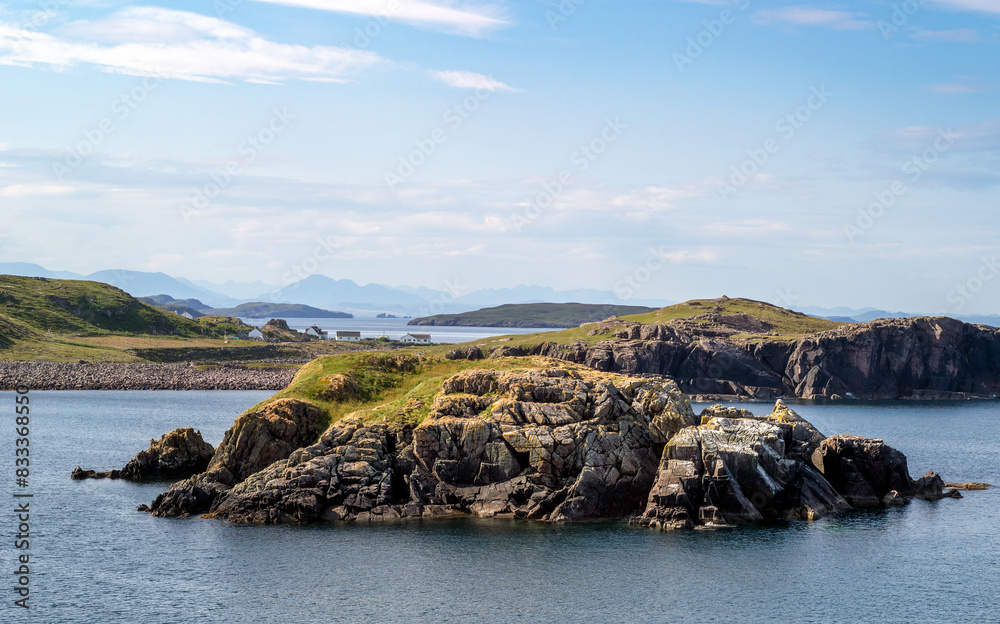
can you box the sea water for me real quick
[0,391,996,623]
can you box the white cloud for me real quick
[930,0,1000,14]
[910,27,981,43]
[753,6,871,31]
[927,77,995,94]
[248,0,509,36]
[0,7,381,83]
[428,69,520,91]
[0,184,78,197]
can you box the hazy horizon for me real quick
[1,0,998,314]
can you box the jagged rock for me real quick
[811,435,914,506]
[698,404,755,424]
[147,398,326,517]
[146,361,964,527]
[631,400,849,530]
[912,471,962,500]
[70,428,214,481]
[442,314,1000,400]
[196,366,698,524]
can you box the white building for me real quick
[305,326,328,338]
[336,330,361,341]
[400,333,431,344]
[248,329,264,341]
[178,311,195,320]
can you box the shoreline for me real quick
[0,361,298,391]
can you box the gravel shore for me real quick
[0,361,298,390]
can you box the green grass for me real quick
[250,351,601,428]
[410,302,655,328]
[620,297,843,337]
[0,275,208,337]
[410,296,847,357]
[0,276,370,363]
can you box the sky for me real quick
[0,0,998,314]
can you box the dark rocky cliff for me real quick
[136,358,965,528]
[453,316,1000,400]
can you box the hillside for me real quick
[0,276,207,337]
[409,302,656,328]
[436,297,1000,400]
[204,302,352,319]
[0,276,365,363]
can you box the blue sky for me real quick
[0,0,998,313]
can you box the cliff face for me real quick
[142,358,962,528]
[150,365,698,523]
[459,316,1000,400]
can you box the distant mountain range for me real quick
[0,263,670,317]
[792,305,1000,327]
[3,262,997,326]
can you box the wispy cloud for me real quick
[876,120,1000,153]
[753,6,871,31]
[910,27,982,43]
[0,7,382,83]
[930,0,1000,15]
[248,0,509,36]
[927,76,995,94]
[428,70,520,91]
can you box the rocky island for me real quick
[449,297,1000,401]
[108,352,971,529]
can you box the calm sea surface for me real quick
[239,316,558,343]
[1,391,997,623]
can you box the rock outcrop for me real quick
[631,400,963,530]
[148,398,327,517]
[631,401,849,529]
[140,359,963,528]
[150,366,698,523]
[71,428,214,481]
[450,316,1000,400]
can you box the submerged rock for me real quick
[71,428,214,481]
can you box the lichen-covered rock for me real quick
[145,360,962,527]
[199,366,697,524]
[147,398,326,517]
[71,428,214,481]
[631,401,849,530]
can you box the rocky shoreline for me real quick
[0,361,298,390]
[131,360,972,528]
